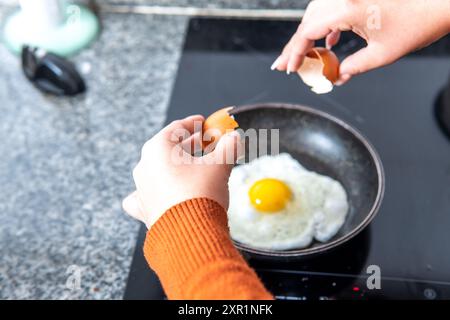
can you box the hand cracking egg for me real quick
[228,153,349,250]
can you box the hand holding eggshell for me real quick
[123,114,241,229]
[272,0,450,87]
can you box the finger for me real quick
[274,53,290,72]
[300,2,353,41]
[181,131,202,155]
[286,30,314,74]
[302,23,336,42]
[326,30,341,49]
[335,73,352,86]
[285,0,356,72]
[122,191,144,221]
[207,130,242,165]
[161,114,204,137]
[159,115,204,148]
[272,35,296,71]
[286,9,348,74]
[274,0,319,72]
[339,44,387,78]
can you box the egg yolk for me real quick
[248,178,292,213]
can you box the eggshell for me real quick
[297,47,340,94]
[202,107,239,149]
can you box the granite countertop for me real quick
[0,0,310,10]
[101,0,309,9]
[0,6,188,299]
[0,0,306,300]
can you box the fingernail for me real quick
[286,62,293,75]
[270,56,281,70]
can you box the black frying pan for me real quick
[229,103,385,259]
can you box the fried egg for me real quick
[227,153,349,250]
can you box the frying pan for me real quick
[229,103,385,259]
[435,74,450,138]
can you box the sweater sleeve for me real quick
[143,197,273,300]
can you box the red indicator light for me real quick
[352,286,360,292]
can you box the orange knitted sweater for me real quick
[143,198,273,300]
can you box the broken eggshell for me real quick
[202,106,239,150]
[297,47,340,94]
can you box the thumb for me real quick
[210,130,242,165]
[339,44,387,79]
[122,191,144,221]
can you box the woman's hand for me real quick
[272,0,450,84]
[122,115,241,229]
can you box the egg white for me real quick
[227,153,349,250]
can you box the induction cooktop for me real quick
[124,18,450,300]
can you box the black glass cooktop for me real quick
[124,18,450,300]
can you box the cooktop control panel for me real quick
[258,270,450,300]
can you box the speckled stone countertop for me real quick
[0,6,188,299]
[0,0,310,10]
[101,0,309,9]
[0,0,307,299]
